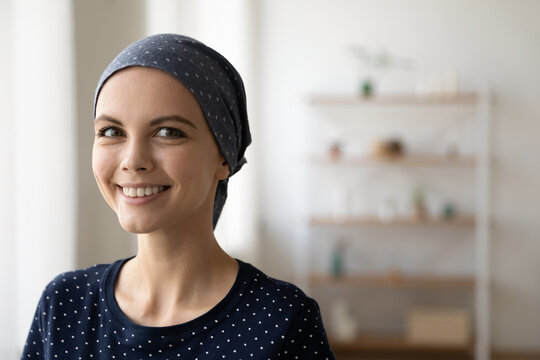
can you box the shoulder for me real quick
[240,262,335,359]
[240,261,320,315]
[45,263,110,290]
[39,262,114,305]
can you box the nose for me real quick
[121,139,154,173]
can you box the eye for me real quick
[155,127,186,138]
[97,126,124,137]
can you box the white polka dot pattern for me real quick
[21,259,335,359]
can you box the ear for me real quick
[216,158,231,180]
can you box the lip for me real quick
[117,184,170,205]
[118,183,169,188]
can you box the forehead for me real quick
[95,66,206,126]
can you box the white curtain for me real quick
[0,0,17,357]
[0,0,76,357]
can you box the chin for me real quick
[117,215,162,234]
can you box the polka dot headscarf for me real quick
[94,34,251,228]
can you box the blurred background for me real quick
[1,0,539,359]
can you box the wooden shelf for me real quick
[310,215,475,228]
[330,335,474,355]
[306,89,490,358]
[310,273,475,289]
[310,92,478,106]
[312,154,476,167]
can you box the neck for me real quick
[115,225,239,326]
[135,229,235,289]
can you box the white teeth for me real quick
[122,186,167,198]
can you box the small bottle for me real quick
[331,239,346,277]
[411,186,428,220]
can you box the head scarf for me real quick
[94,34,251,228]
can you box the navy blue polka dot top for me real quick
[22,258,335,359]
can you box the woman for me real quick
[22,34,335,359]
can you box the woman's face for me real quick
[93,67,229,234]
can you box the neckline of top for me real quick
[103,256,251,340]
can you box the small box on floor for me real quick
[406,307,470,345]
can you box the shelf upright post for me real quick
[474,83,490,360]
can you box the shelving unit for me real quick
[330,335,475,359]
[303,90,490,360]
[310,274,475,289]
[309,93,478,106]
[311,154,477,167]
[310,215,476,228]
[330,335,475,353]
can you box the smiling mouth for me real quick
[120,185,171,198]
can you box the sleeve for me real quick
[20,292,47,360]
[277,298,336,360]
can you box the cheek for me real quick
[163,156,201,182]
[92,145,116,195]
[161,147,218,185]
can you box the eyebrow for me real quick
[94,115,197,129]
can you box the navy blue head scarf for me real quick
[94,34,251,228]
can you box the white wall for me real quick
[257,0,540,351]
[73,0,147,268]
[145,0,198,36]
